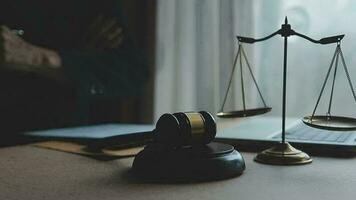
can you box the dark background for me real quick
[0,0,156,143]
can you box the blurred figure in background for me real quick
[0,0,149,139]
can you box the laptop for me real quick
[215,116,356,156]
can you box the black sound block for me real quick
[132,142,245,182]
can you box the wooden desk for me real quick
[1,144,355,200]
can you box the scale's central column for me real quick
[254,18,312,165]
[281,17,291,143]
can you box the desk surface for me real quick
[1,145,356,200]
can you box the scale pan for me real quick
[302,115,356,131]
[217,107,271,118]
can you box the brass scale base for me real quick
[254,142,312,165]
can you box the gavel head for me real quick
[154,111,216,147]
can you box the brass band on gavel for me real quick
[154,111,216,147]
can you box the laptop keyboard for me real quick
[272,122,354,143]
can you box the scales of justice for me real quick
[218,17,356,165]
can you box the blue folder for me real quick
[24,124,155,147]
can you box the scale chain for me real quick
[219,44,242,112]
[241,45,268,107]
[240,45,246,111]
[338,46,356,102]
[311,45,339,120]
[327,45,340,117]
